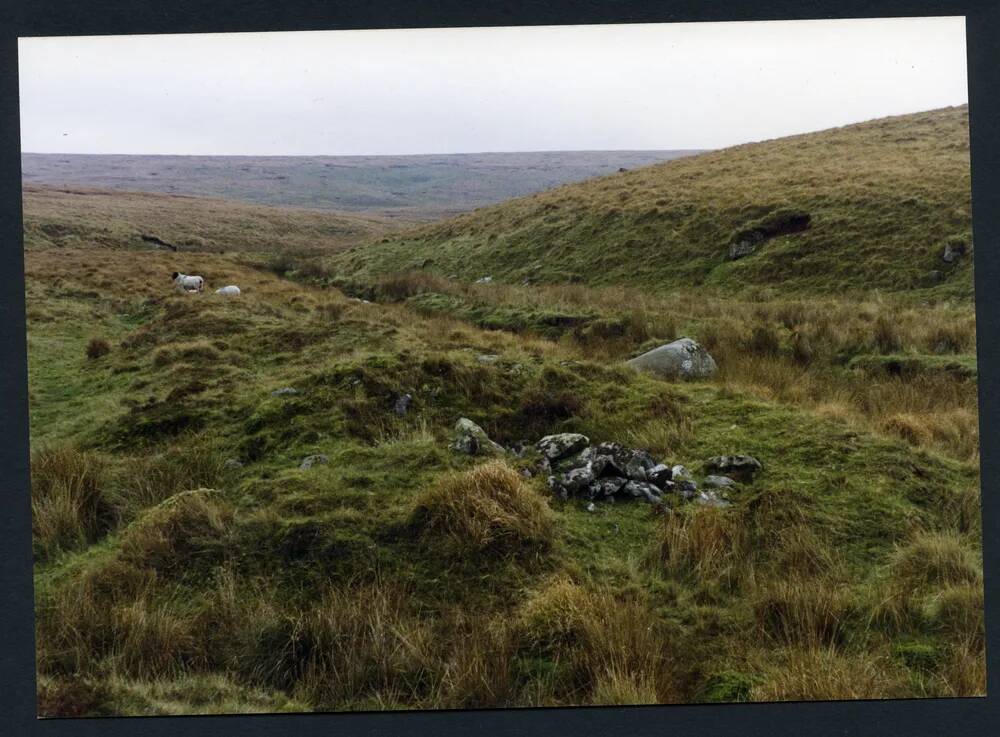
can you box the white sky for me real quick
[18,17,968,156]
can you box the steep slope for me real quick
[330,106,973,298]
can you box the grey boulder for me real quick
[626,338,717,379]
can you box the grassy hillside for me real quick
[28,244,982,715]
[22,150,702,220]
[328,106,973,298]
[22,185,405,255]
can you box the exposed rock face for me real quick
[537,433,590,461]
[704,455,762,482]
[626,338,717,379]
[451,418,506,456]
[299,454,329,470]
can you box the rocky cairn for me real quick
[451,420,761,509]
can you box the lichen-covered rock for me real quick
[624,450,658,481]
[588,476,627,499]
[626,338,717,379]
[537,433,590,461]
[624,481,664,503]
[451,418,506,456]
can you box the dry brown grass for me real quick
[410,461,557,557]
[514,576,675,705]
[751,647,904,702]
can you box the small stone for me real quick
[942,241,967,263]
[703,475,737,489]
[475,275,493,284]
[299,454,329,470]
[271,387,298,396]
[695,490,731,508]
[224,458,243,469]
[394,393,412,416]
[477,354,500,364]
[586,502,597,513]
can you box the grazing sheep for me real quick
[172,272,204,293]
[215,285,241,296]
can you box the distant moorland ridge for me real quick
[21,150,703,220]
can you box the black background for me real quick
[2,2,998,735]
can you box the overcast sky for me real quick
[18,17,968,156]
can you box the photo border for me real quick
[2,1,998,735]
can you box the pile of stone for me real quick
[449,418,762,509]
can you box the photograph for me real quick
[18,16,984,718]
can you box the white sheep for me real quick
[172,272,204,293]
[215,285,241,296]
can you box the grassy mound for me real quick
[411,461,556,557]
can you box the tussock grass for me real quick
[119,489,234,575]
[751,578,858,648]
[514,577,675,704]
[410,461,556,557]
[31,446,115,559]
[751,647,903,702]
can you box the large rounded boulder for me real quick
[626,337,717,379]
